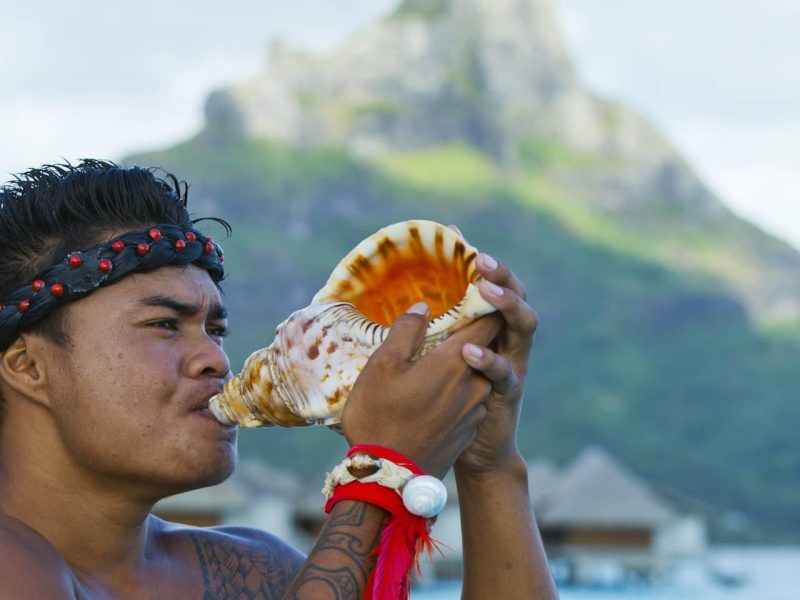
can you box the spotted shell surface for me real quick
[210,220,497,427]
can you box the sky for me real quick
[1,0,798,247]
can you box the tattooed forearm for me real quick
[285,565,359,600]
[283,501,386,600]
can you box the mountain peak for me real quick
[203,0,578,158]
[389,0,574,78]
[390,0,449,19]
[199,0,800,323]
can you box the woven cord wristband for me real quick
[324,445,439,600]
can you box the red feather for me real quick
[366,513,438,600]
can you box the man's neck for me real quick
[0,417,165,590]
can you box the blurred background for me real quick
[2,0,798,597]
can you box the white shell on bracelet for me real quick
[401,475,448,518]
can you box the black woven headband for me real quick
[0,223,224,351]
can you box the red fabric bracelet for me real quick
[324,477,405,515]
[323,445,437,600]
[324,445,425,515]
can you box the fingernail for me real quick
[480,253,498,270]
[482,280,504,296]
[466,343,483,359]
[406,301,429,315]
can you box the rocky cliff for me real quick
[205,0,671,167]
[199,0,800,324]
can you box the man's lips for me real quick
[189,386,233,427]
[191,406,214,417]
[189,385,222,410]
[191,406,236,430]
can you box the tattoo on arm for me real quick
[190,531,304,600]
[283,501,385,600]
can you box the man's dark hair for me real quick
[0,159,226,423]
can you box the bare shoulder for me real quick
[0,514,78,599]
[157,518,305,600]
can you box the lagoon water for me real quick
[411,547,800,600]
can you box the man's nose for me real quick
[186,335,231,379]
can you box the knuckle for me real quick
[369,349,398,369]
[509,375,523,397]
[498,356,514,376]
[496,371,515,392]
[520,306,538,333]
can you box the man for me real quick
[0,160,557,599]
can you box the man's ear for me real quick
[0,334,51,407]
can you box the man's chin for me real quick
[157,443,238,497]
[190,444,238,487]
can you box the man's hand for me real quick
[454,235,538,473]
[443,229,557,600]
[341,303,502,478]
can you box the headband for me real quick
[0,223,224,351]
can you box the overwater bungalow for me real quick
[421,446,707,586]
[531,446,707,585]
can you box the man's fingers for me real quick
[476,253,527,301]
[462,344,519,396]
[378,302,431,361]
[477,280,538,337]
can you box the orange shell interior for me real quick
[332,228,477,327]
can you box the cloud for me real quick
[0,0,395,176]
[673,119,800,247]
[557,0,800,121]
[556,0,800,247]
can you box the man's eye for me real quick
[151,319,178,331]
[207,326,230,338]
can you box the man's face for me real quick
[39,264,237,497]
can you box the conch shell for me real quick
[210,220,496,427]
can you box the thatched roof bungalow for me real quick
[532,446,706,585]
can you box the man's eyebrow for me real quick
[140,295,228,319]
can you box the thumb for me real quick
[378,302,431,361]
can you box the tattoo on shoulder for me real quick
[190,531,304,600]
